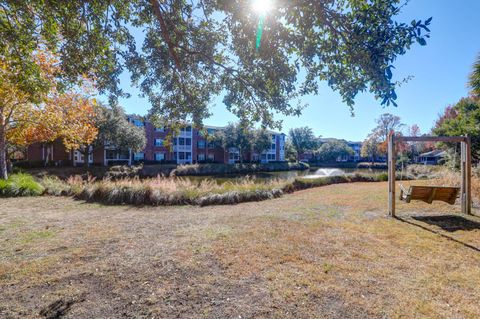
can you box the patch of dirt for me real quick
[39,295,85,319]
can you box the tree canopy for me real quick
[374,113,405,142]
[77,104,147,166]
[469,52,480,97]
[94,106,146,153]
[361,132,381,163]
[288,127,319,158]
[0,49,98,178]
[315,140,354,162]
[432,97,480,161]
[214,122,272,163]
[1,0,432,128]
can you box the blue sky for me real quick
[112,0,480,142]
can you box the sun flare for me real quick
[252,0,273,15]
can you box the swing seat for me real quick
[399,184,460,205]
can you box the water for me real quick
[302,168,347,178]
[182,168,386,184]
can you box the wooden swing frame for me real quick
[388,134,472,217]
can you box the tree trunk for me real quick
[83,147,90,168]
[0,116,7,179]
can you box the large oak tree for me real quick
[1,0,432,177]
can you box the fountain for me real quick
[302,168,346,179]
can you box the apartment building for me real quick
[26,118,286,166]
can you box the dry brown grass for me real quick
[1,182,479,318]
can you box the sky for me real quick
[112,0,480,142]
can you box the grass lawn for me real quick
[1,182,480,318]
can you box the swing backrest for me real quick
[406,185,460,205]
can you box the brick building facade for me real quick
[26,118,286,166]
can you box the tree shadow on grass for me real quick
[395,214,480,253]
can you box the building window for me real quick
[208,153,215,161]
[207,141,215,149]
[185,126,192,132]
[198,140,206,149]
[229,152,240,161]
[268,154,276,161]
[106,150,116,160]
[185,138,192,146]
[154,138,163,147]
[118,151,129,159]
[155,152,165,161]
[271,143,276,150]
[185,152,192,160]
[106,150,129,160]
[198,154,205,161]
[179,138,185,145]
[134,152,145,161]
[178,152,185,160]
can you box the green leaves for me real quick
[288,127,318,156]
[417,38,427,46]
[1,0,432,130]
[94,104,146,153]
[316,140,354,162]
[433,97,480,160]
[469,53,480,97]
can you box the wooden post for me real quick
[461,140,465,214]
[388,133,396,217]
[466,135,472,215]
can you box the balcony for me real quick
[177,130,192,138]
[173,145,191,152]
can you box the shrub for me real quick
[376,172,389,181]
[105,165,143,180]
[357,162,388,169]
[197,189,283,206]
[40,176,72,196]
[14,160,73,168]
[0,173,44,197]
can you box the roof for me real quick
[418,150,447,158]
[319,138,362,144]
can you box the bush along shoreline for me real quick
[170,162,310,177]
[18,172,390,206]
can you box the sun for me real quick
[252,0,273,15]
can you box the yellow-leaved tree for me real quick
[0,48,98,179]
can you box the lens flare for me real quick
[252,0,273,15]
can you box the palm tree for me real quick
[469,52,480,97]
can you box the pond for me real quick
[183,168,387,184]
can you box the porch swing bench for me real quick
[399,184,460,205]
[388,135,471,217]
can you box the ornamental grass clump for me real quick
[37,172,388,206]
[71,176,289,206]
[40,176,72,196]
[0,173,44,197]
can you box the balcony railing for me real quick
[177,131,192,138]
[173,145,192,152]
